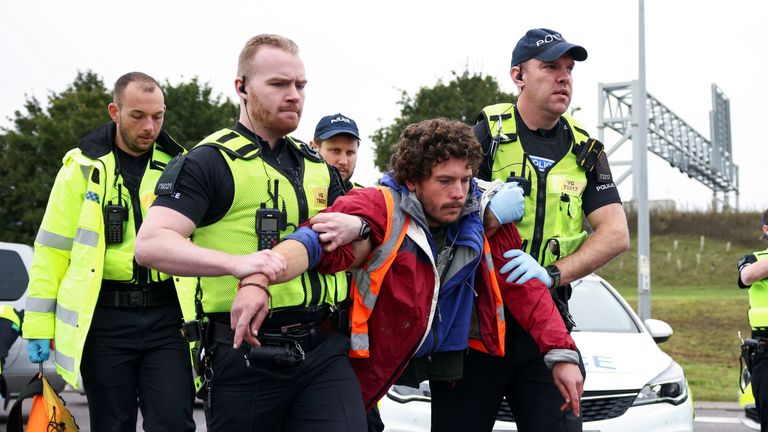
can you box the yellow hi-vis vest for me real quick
[191,128,348,314]
[479,103,589,266]
[748,248,768,329]
[22,139,195,387]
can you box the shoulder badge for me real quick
[155,153,185,196]
[298,140,323,162]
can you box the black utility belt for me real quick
[208,318,332,352]
[98,280,176,308]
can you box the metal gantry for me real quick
[597,80,739,321]
[598,82,740,208]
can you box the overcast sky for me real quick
[1,0,764,212]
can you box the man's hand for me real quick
[488,181,525,224]
[231,273,271,349]
[310,212,363,252]
[552,362,583,416]
[499,249,552,287]
[230,250,286,281]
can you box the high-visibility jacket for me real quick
[478,103,590,266]
[747,248,768,329]
[22,123,195,387]
[189,128,348,314]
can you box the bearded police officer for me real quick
[23,72,195,431]
[135,34,367,431]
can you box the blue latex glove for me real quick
[28,339,51,363]
[488,181,525,225]
[499,249,552,287]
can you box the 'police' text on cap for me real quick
[314,113,360,141]
[512,28,588,67]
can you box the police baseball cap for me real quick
[511,28,588,66]
[313,113,360,141]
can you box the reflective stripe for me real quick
[55,350,76,373]
[56,304,79,327]
[75,228,99,247]
[497,305,505,322]
[80,164,90,180]
[26,297,56,313]
[36,229,74,251]
[350,188,411,354]
[484,251,495,272]
[351,333,369,351]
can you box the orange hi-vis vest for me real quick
[348,187,505,359]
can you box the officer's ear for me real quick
[107,102,120,123]
[309,139,320,150]
[511,65,524,85]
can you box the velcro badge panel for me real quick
[155,153,185,196]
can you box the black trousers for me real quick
[204,332,367,432]
[752,346,768,431]
[430,313,585,432]
[80,303,195,432]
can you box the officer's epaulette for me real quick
[155,153,186,196]
[293,138,323,162]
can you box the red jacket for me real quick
[317,186,574,409]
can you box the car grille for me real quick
[496,390,639,423]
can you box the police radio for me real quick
[507,153,532,196]
[104,183,128,244]
[256,179,287,250]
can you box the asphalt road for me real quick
[0,393,759,431]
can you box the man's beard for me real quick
[249,96,300,137]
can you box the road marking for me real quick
[695,416,741,424]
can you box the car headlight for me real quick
[632,361,689,406]
[387,383,432,404]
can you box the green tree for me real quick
[372,69,516,172]
[0,72,238,243]
[163,77,238,149]
[0,71,110,244]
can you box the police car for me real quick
[380,274,695,431]
[0,242,65,405]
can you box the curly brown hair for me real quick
[389,118,482,185]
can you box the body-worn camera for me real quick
[245,337,304,368]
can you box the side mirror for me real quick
[644,318,673,344]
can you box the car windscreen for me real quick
[0,249,28,301]
[569,279,640,333]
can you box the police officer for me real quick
[22,72,195,431]
[738,209,768,431]
[0,305,21,402]
[310,113,364,190]
[135,34,367,431]
[310,112,388,432]
[434,28,630,431]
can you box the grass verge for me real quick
[616,285,750,401]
